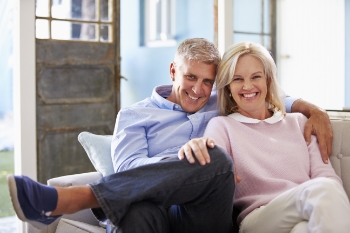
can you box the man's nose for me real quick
[192,82,203,95]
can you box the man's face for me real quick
[167,58,217,113]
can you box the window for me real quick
[143,0,176,47]
[233,0,275,59]
[35,0,113,42]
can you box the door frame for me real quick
[13,1,36,232]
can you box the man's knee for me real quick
[208,146,234,171]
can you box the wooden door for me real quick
[35,0,120,183]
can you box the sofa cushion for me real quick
[56,218,105,233]
[78,132,114,177]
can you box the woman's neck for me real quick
[238,108,272,120]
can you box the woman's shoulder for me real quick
[285,112,308,125]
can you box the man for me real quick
[7,38,332,233]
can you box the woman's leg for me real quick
[239,177,350,233]
[290,221,308,233]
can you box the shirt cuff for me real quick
[285,95,300,113]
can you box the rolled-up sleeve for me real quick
[285,95,300,113]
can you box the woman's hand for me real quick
[178,137,215,165]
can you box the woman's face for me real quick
[228,54,268,119]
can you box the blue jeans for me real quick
[89,146,235,233]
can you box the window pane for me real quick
[52,20,97,41]
[100,0,112,22]
[233,33,271,51]
[36,0,50,17]
[234,33,261,44]
[144,0,176,46]
[36,19,50,39]
[52,0,97,21]
[264,0,271,34]
[100,24,112,42]
[234,0,262,33]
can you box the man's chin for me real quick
[183,105,204,114]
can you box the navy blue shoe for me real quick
[7,174,61,229]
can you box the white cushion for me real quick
[56,218,105,233]
[78,132,114,177]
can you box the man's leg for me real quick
[8,146,234,233]
[106,202,169,233]
[90,146,235,233]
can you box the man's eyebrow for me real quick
[183,71,196,77]
[204,78,215,83]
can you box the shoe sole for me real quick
[7,175,49,230]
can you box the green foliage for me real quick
[0,150,15,217]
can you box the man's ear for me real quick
[170,62,176,81]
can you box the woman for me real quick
[182,41,350,233]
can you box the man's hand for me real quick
[292,99,333,163]
[178,137,215,165]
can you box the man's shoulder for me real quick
[121,97,157,113]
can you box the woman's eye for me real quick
[253,76,261,79]
[233,78,242,82]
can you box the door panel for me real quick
[36,1,120,183]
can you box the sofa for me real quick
[26,117,350,233]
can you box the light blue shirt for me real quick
[111,85,298,172]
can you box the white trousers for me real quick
[239,177,350,233]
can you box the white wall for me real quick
[277,0,345,110]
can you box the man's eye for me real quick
[204,80,214,85]
[186,75,195,79]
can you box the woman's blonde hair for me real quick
[216,41,286,116]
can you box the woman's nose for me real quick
[243,81,253,90]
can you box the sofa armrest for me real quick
[47,171,103,187]
[26,172,103,233]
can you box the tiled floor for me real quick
[0,215,17,233]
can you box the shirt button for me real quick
[192,117,196,120]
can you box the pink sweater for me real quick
[204,113,341,224]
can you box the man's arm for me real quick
[291,99,333,163]
[111,108,164,173]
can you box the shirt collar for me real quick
[151,85,218,113]
[228,110,284,124]
[151,85,183,111]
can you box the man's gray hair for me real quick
[174,38,221,66]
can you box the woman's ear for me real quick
[226,86,231,95]
[266,77,271,88]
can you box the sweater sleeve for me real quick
[204,117,232,157]
[307,135,342,184]
[296,116,343,184]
